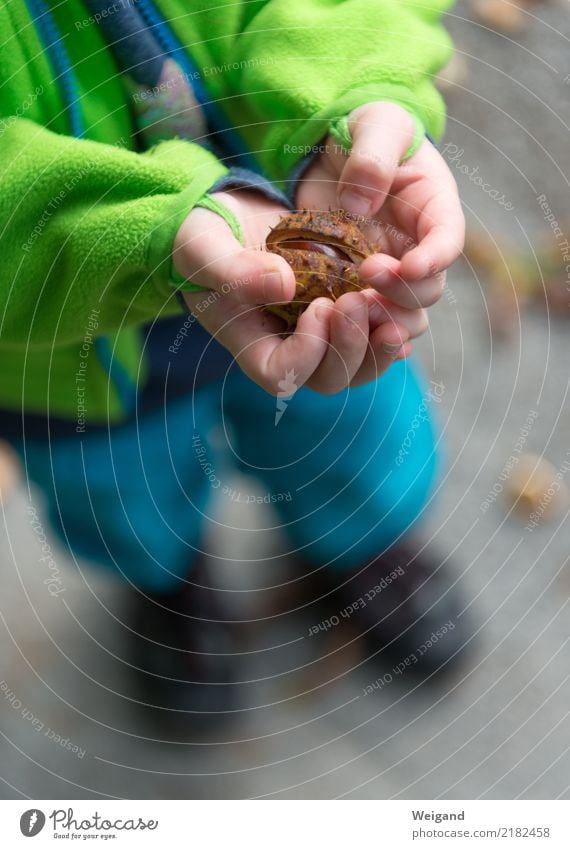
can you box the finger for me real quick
[214,298,332,396]
[361,289,429,340]
[336,102,416,218]
[183,286,285,343]
[349,322,410,388]
[399,154,465,279]
[400,213,465,280]
[360,262,447,309]
[358,251,400,285]
[174,205,296,305]
[304,292,369,394]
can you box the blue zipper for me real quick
[24,0,85,137]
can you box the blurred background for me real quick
[1,0,569,800]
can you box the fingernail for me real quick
[338,190,372,217]
[262,270,286,301]
[396,344,412,360]
[316,304,331,322]
[382,341,403,356]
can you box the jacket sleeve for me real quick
[0,118,228,348]
[221,0,454,181]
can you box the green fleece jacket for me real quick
[0,0,453,424]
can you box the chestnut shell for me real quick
[264,210,373,327]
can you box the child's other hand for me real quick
[297,101,465,314]
[174,191,416,396]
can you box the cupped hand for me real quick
[173,190,418,396]
[297,100,465,318]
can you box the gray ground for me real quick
[1,1,569,800]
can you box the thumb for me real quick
[337,101,417,218]
[173,204,296,305]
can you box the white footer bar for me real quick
[2,799,568,848]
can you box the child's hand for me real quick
[173,191,418,396]
[297,101,465,314]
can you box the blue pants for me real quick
[18,362,440,592]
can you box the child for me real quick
[0,0,467,722]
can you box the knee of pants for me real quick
[25,454,209,592]
[229,361,442,566]
[265,428,440,568]
[15,395,219,592]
